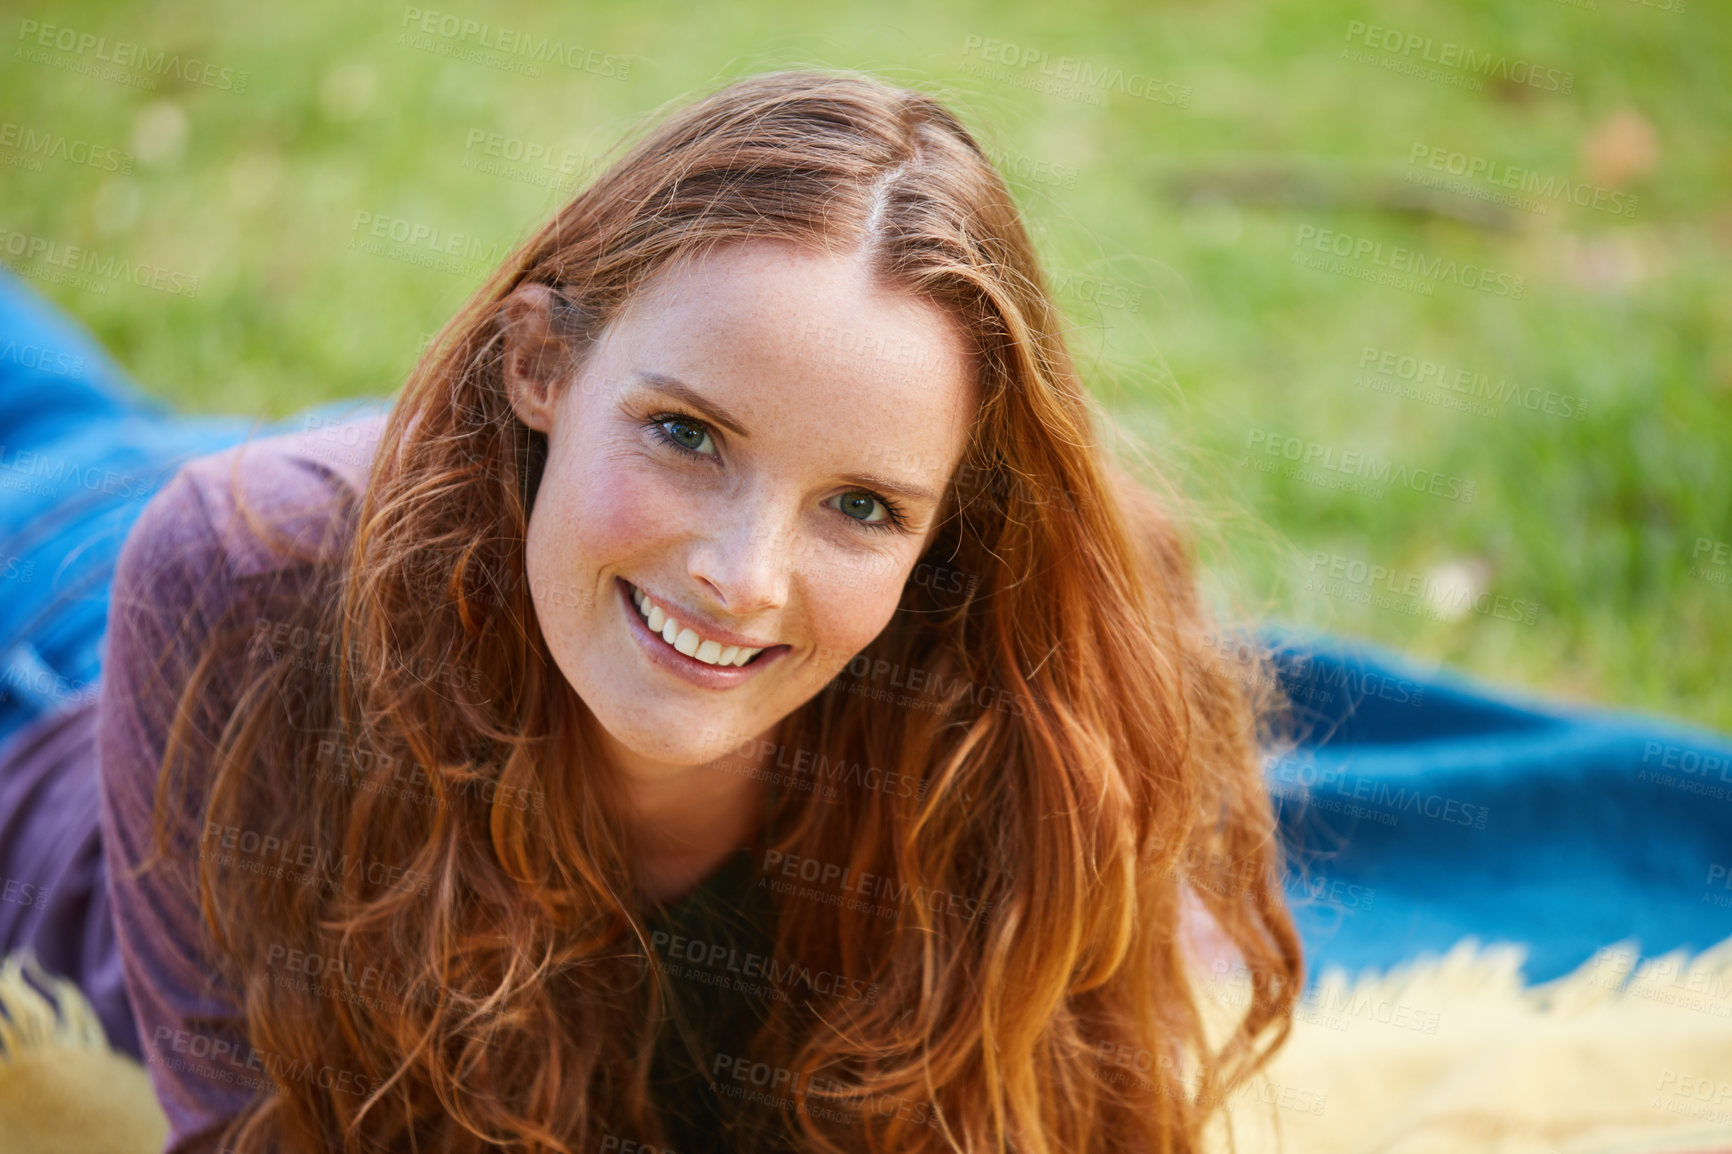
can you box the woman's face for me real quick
[511,239,979,787]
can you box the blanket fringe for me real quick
[0,948,112,1058]
[0,948,169,1154]
[1196,932,1732,1154]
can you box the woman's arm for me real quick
[96,465,271,1154]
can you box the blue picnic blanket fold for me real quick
[0,271,387,737]
[1259,627,1732,985]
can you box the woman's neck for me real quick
[630,772,766,903]
[591,725,774,904]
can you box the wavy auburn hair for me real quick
[139,69,1303,1153]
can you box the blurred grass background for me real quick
[2,0,1727,729]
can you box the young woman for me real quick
[1,69,1303,1153]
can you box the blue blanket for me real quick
[1259,628,1732,984]
[4,269,1728,995]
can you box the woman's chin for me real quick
[581,702,759,776]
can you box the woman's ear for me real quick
[500,282,569,433]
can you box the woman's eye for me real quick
[660,417,716,456]
[829,491,888,525]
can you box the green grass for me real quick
[4,0,1728,729]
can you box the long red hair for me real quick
[137,68,1302,1153]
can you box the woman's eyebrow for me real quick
[838,469,941,507]
[633,370,751,438]
[633,369,942,505]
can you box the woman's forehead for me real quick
[625,238,957,342]
[594,241,980,462]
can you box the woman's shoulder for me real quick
[134,409,389,586]
[102,407,390,727]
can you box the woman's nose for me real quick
[687,502,795,617]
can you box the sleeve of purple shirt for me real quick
[96,414,384,1154]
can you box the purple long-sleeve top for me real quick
[0,411,387,1154]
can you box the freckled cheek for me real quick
[801,568,907,671]
[544,461,691,577]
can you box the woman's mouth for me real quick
[617,577,788,687]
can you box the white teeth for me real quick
[630,584,770,668]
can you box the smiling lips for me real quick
[628,583,769,667]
